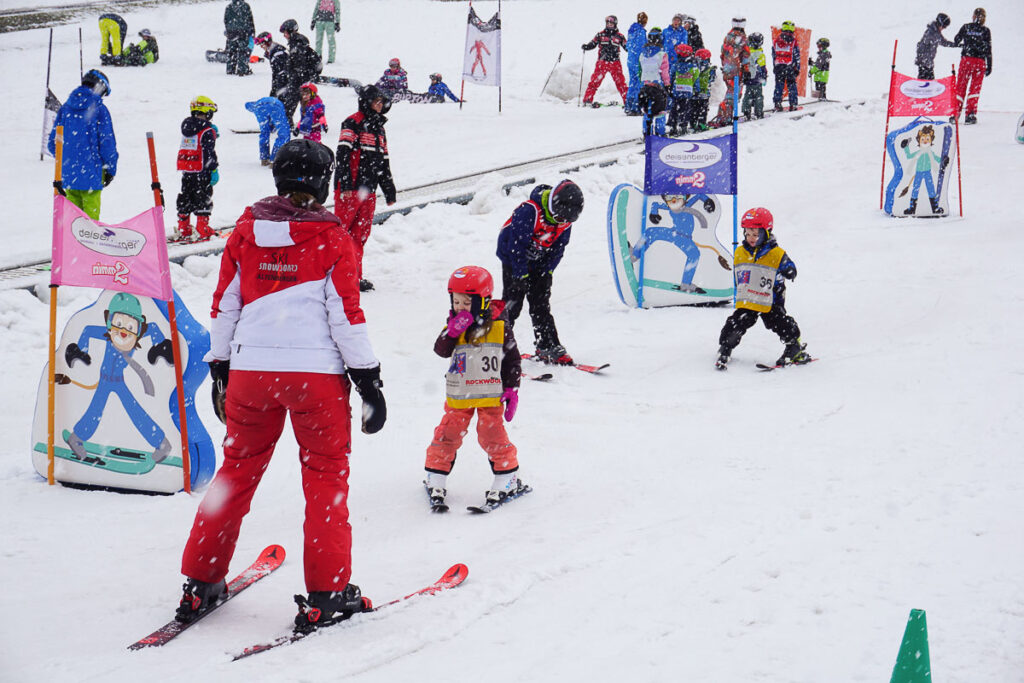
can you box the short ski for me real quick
[232,563,469,661]
[524,372,553,382]
[467,482,532,514]
[521,353,609,374]
[756,357,818,372]
[128,544,286,650]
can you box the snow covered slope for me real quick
[0,1,1021,681]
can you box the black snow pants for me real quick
[718,297,800,353]
[501,265,562,352]
[177,172,213,216]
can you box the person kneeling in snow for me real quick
[427,73,461,102]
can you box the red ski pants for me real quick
[955,56,986,117]
[583,60,628,104]
[181,371,355,592]
[333,189,377,278]
[425,403,518,475]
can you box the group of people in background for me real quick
[98,13,159,67]
[579,12,833,137]
[914,8,993,124]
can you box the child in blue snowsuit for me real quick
[428,73,461,102]
[244,97,291,166]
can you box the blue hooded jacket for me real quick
[48,85,118,191]
[626,22,647,62]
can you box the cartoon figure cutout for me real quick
[608,183,733,308]
[884,117,956,217]
[31,290,216,493]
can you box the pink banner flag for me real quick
[50,195,172,301]
[888,72,956,117]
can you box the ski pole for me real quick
[577,49,586,106]
[146,131,192,494]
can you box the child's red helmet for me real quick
[448,266,493,319]
[389,58,401,69]
[448,266,493,298]
[695,48,712,61]
[300,82,318,96]
[675,44,694,58]
[255,31,272,47]
[741,207,774,232]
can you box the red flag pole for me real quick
[880,40,898,210]
[146,132,192,494]
[951,64,963,217]
[47,126,64,486]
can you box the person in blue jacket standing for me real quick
[48,69,118,220]
[428,73,461,102]
[625,12,648,115]
[662,13,689,70]
[496,180,584,366]
[245,97,292,166]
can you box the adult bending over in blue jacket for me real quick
[245,97,292,166]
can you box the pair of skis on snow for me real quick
[520,353,609,382]
[427,480,533,514]
[128,545,468,661]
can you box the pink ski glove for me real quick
[501,388,518,422]
[446,310,475,338]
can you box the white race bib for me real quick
[735,263,776,308]
[446,341,503,401]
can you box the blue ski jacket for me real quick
[48,86,118,191]
[428,82,460,102]
[626,22,647,61]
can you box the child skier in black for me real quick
[808,38,831,100]
[175,96,219,241]
[716,207,809,369]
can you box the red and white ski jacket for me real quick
[205,195,379,374]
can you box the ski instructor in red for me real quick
[581,15,628,107]
[177,139,388,634]
[334,84,397,292]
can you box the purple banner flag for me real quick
[644,134,737,196]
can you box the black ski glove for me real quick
[334,23,340,32]
[347,366,386,434]
[703,198,716,213]
[102,169,114,187]
[148,339,175,365]
[209,360,229,425]
[900,138,910,148]
[648,212,662,224]
[310,20,316,31]
[65,343,91,367]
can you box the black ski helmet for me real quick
[429,73,442,83]
[548,180,584,223]
[647,27,663,46]
[936,12,951,28]
[280,18,299,34]
[82,69,111,96]
[358,84,392,114]
[273,139,335,204]
[817,37,830,49]
[748,32,764,48]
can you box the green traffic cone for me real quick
[890,609,931,683]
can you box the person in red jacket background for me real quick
[334,84,397,292]
[952,7,992,125]
[581,15,628,107]
[176,139,387,635]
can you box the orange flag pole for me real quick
[880,40,898,210]
[46,126,64,485]
[146,132,192,493]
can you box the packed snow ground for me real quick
[1,1,1022,681]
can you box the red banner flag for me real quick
[887,72,956,117]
